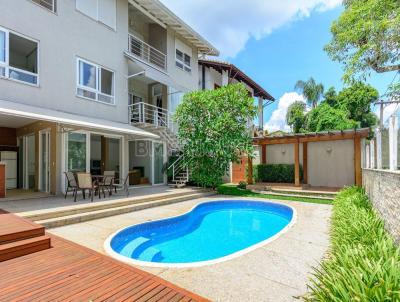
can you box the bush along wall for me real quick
[305,187,400,301]
[254,164,303,183]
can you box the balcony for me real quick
[128,34,167,71]
[129,102,170,128]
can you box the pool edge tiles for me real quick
[104,199,297,268]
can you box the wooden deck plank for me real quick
[0,211,209,302]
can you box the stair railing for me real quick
[167,155,189,183]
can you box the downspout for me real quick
[202,65,206,90]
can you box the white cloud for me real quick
[374,103,399,126]
[264,92,305,132]
[160,0,342,58]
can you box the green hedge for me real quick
[254,164,303,183]
[305,187,400,301]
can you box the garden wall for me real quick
[363,168,400,244]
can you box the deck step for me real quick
[120,236,149,257]
[139,247,161,262]
[252,190,334,201]
[0,235,51,262]
[37,191,216,229]
[22,189,211,222]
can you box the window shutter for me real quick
[76,0,98,20]
[98,0,117,29]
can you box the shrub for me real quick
[305,187,400,301]
[237,181,247,190]
[254,164,303,183]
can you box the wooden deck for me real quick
[0,212,209,302]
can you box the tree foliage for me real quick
[174,84,256,188]
[305,103,358,132]
[286,101,306,133]
[325,0,400,85]
[295,77,324,108]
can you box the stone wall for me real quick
[363,168,400,244]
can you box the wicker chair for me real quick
[64,172,78,199]
[76,173,99,202]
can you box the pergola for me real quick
[249,128,370,187]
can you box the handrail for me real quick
[129,101,174,129]
[128,34,167,71]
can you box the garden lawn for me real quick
[217,184,332,205]
[305,187,400,301]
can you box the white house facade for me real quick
[0,0,218,195]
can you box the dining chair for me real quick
[112,172,131,197]
[76,173,99,202]
[64,172,78,199]
[102,171,115,197]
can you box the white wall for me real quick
[307,140,355,187]
[266,143,303,166]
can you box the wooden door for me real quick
[232,156,247,183]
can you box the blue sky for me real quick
[160,0,397,130]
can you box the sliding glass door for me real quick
[39,130,51,192]
[65,132,88,173]
[153,142,165,185]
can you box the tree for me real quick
[174,84,256,188]
[305,103,358,132]
[322,87,339,108]
[294,77,324,108]
[336,82,379,128]
[325,0,400,84]
[286,101,306,133]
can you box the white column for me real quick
[221,70,229,86]
[258,97,264,131]
[370,139,375,169]
[389,115,398,171]
[366,144,370,168]
[376,128,382,169]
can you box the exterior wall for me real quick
[363,169,400,244]
[0,0,131,124]
[308,140,354,187]
[265,143,304,166]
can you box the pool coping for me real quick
[103,198,297,268]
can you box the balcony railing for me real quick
[128,34,167,71]
[129,101,171,128]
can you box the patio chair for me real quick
[101,171,115,197]
[112,172,131,197]
[76,173,100,202]
[64,172,78,199]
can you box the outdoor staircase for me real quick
[129,101,190,185]
[21,188,215,229]
[0,210,51,261]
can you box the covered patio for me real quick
[249,128,370,188]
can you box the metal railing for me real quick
[129,102,170,128]
[128,34,167,71]
[167,155,189,184]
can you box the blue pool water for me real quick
[109,200,293,264]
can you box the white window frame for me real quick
[76,57,115,105]
[175,49,191,73]
[31,0,57,13]
[0,26,39,87]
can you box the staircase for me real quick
[129,101,189,185]
[0,210,51,261]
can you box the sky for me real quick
[160,0,398,131]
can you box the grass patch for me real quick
[217,184,332,205]
[305,187,400,301]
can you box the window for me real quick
[77,58,115,104]
[31,0,57,13]
[0,27,39,85]
[175,49,191,73]
[76,0,116,30]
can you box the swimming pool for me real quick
[105,200,295,267]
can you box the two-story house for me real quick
[0,0,218,196]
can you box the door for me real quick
[153,142,165,185]
[39,130,51,192]
[232,156,247,183]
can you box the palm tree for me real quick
[294,77,324,108]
